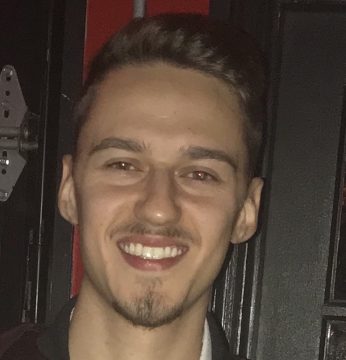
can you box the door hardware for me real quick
[0,65,39,201]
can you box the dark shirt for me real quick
[1,299,245,359]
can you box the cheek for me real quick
[201,217,233,266]
[185,192,238,274]
[186,190,239,239]
[185,196,237,265]
[75,182,130,264]
[77,180,135,225]
[76,183,134,295]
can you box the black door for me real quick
[210,1,346,359]
[0,0,75,328]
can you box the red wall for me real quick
[71,0,210,296]
[83,0,209,73]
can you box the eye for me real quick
[106,161,137,171]
[186,170,217,182]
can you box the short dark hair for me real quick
[73,13,267,176]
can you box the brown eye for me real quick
[189,171,216,182]
[107,161,136,171]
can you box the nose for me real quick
[134,169,181,226]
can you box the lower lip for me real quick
[120,250,186,271]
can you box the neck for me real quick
[69,279,209,360]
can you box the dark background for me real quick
[1,1,346,359]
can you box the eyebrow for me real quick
[89,137,237,170]
[182,146,238,170]
[89,137,146,155]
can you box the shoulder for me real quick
[0,323,46,360]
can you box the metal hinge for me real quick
[0,65,39,201]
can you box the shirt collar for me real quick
[200,319,212,360]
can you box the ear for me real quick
[231,177,263,244]
[58,155,79,225]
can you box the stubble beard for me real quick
[111,288,185,329]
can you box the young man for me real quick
[1,13,266,360]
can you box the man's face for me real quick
[59,63,262,328]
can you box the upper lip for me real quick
[117,235,189,248]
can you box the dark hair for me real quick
[73,13,267,176]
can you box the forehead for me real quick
[78,63,247,164]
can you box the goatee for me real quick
[111,290,184,329]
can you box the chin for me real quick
[111,291,185,329]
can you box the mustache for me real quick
[111,222,195,242]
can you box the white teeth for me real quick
[119,243,184,259]
[164,247,171,257]
[142,246,151,258]
[153,247,163,259]
[135,243,143,256]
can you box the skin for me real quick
[58,63,263,360]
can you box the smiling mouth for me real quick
[118,242,185,260]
